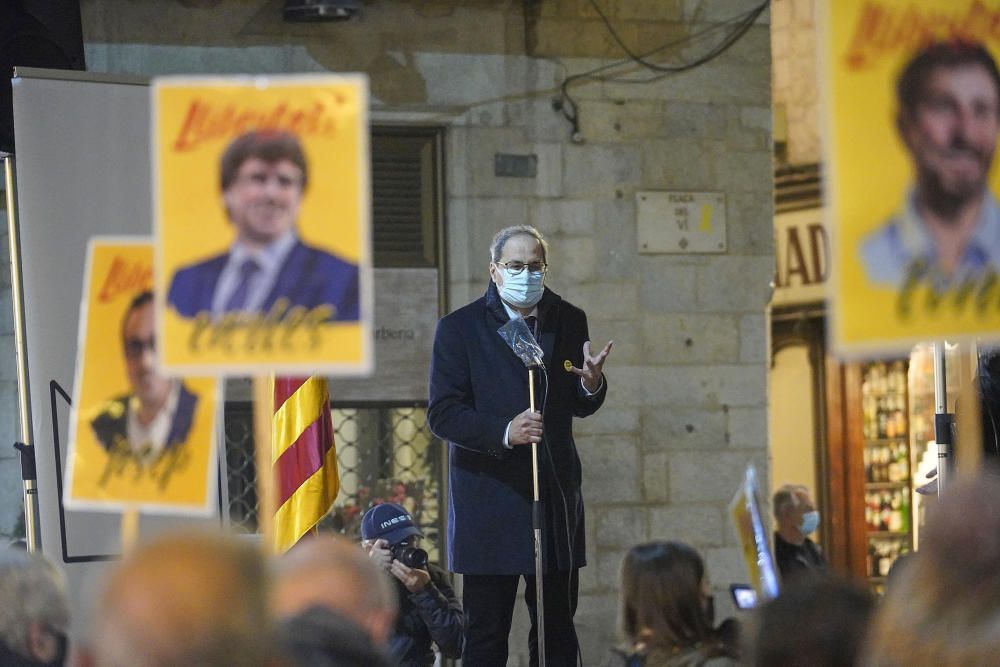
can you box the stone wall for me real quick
[770,0,819,164]
[0,0,773,662]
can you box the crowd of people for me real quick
[2,471,997,666]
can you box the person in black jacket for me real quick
[361,503,464,667]
[772,484,826,581]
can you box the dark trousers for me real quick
[462,569,579,667]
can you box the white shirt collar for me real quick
[898,189,1000,266]
[126,381,181,464]
[499,299,539,322]
[228,229,298,274]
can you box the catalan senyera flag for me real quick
[273,376,340,552]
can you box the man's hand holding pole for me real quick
[509,409,543,445]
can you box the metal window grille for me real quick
[371,127,443,268]
[223,401,445,563]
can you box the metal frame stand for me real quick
[933,342,951,497]
[529,366,546,667]
[14,442,38,549]
[4,154,40,552]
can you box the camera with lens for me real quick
[390,541,428,569]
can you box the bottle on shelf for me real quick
[896,442,909,481]
[900,491,910,534]
[896,395,908,435]
[880,492,891,531]
[891,360,906,394]
[866,492,879,531]
[889,491,902,532]
[887,443,899,482]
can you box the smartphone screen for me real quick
[730,584,758,609]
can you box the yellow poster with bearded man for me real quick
[153,75,373,376]
[823,1,1000,355]
[65,240,219,514]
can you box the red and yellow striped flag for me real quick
[272,376,340,553]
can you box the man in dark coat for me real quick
[167,130,359,322]
[428,225,612,667]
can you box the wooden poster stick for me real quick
[253,375,276,552]
[955,342,983,478]
[121,505,140,555]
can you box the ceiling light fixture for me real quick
[283,0,360,22]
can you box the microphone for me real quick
[498,316,544,369]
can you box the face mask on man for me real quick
[497,266,544,308]
[800,510,820,536]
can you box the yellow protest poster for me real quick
[153,75,373,375]
[728,465,779,600]
[65,240,219,514]
[823,1,1000,355]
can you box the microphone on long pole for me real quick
[498,316,543,369]
[498,316,547,667]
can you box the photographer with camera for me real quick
[361,503,465,667]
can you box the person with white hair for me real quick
[772,484,826,581]
[0,549,70,666]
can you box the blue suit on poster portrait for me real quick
[167,239,360,320]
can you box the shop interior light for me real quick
[283,0,360,21]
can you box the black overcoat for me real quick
[427,283,607,575]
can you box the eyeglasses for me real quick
[495,261,548,275]
[236,170,302,190]
[124,337,156,360]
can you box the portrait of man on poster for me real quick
[860,41,1000,290]
[167,129,360,321]
[91,290,198,465]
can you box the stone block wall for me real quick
[0,0,776,662]
[770,0,819,164]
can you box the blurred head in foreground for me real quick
[91,531,271,667]
[0,549,69,666]
[746,573,873,667]
[863,471,1000,666]
[271,533,397,646]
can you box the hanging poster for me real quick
[823,0,1000,355]
[64,240,219,514]
[153,74,373,375]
